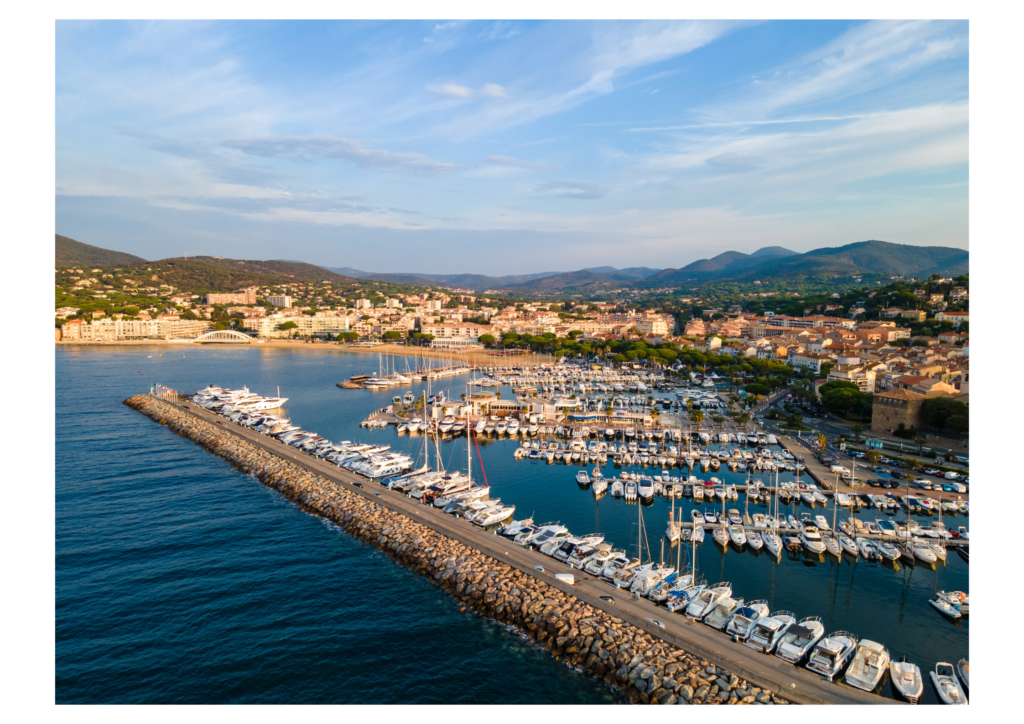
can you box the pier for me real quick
[127,392,900,705]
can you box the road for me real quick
[160,395,898,705]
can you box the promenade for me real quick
[162,394,897,705]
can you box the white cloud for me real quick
[223,136,459,174]
[427,82,508,99]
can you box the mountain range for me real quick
[320,266,662,290]
[57,234,968,295]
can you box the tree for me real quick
[815,433,827,452]
[866,450,882,466]
[214,322,227,331]
[336,331,358,342]
[568,330,583,340]
[691,411,705,425]
[819,380,867,415]
[479,334,495,346]
[278,321,298,331]
[382,331,401,340]
[852,423,864,442]
[947,415,968,434]
[920,396,969,430]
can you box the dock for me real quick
[139,392,901,705]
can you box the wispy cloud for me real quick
[532,180,607,200]
[427,82,508,99]
[223,136,460,174]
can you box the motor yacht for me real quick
[703,596,745,630]
[630,565,675,597]
[499,518,534,538]
[745,611,796,653]
[800,525,827,556]
[728,524,747,548]
[525,524,568,549]
[844,640,891,692]
[684,582,732,620]
[713,524,729,547]
[775,617,825,664]
[476,504,515,527]
[890,656,924,703]
[937,590,969,615]
[581,544,616,574]
[725,600,769,640]
[806,632,859,681]
[930,662,967,704]
[600,555,637,582]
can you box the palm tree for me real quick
[815,432,827,452]
[852,423,864,442]
[692,411,705,426]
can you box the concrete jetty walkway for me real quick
[140,393,897,705]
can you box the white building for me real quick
[267,295,292,308]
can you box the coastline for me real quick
[56,339,555,367]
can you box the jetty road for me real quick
[170,397,898,705]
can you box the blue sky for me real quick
[55,20,969,274]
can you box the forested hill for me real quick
[56,234,146,267]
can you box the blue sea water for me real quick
[55,346,616,704]
[56,345,968,704]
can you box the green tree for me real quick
[336,331,359,342]
[852,423,864,442]
[478,333,495,346]
[866,450,882,466]
[946,415,969,434]
[382,331,401,340]
[278,321,298,331]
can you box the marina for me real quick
[142,348,958,704]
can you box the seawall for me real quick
[125,394,793,705]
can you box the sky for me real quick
[55,20,969,274]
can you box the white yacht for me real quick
[930,662,968,704]
[844,640,891,692]
[576,470,591,485]
[476,505,515,528]
[703,595,745,631]
[745,611,796,653]
[890,657,924,703]
[684,582,732,620]
[800,525,827,556]
[728,524,747,548]
[806,631,859,681]
[507,420,520,436]
[775,617,825,664]
[725,600,769,641]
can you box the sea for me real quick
[56,345,968,704]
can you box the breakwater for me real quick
[124,394,791,705]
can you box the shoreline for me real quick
[57,339,555,367]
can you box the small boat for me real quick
[728,524,747,548]
[576,470,591,485]
[806,631,859,681]
[775,617,825,664]
[890,656,924,703]
[745,611,796,653]
[713,524,729,547]
[725,600,769,640]
[956,658,969,693]
[844,640,891,692]
[876,540,901,562]
[929,595,962,620]
[703,595,745,630]
[685,582,732,620]
[930,661,968,704]
[938,590,969,614]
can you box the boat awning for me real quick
[787,625,813,637]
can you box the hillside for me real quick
[184,256,352,283]
[56,234,146,267]
[643,240,968,287]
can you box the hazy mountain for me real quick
[314,266,661,290]
[56,234,146,267]
[642,241,967,287]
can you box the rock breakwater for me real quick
[124,394,790,705]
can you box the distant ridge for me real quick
[315,266,662,291]
[56,234,146,267]
[642,240,968,287]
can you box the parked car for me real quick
[890,471,905,480]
